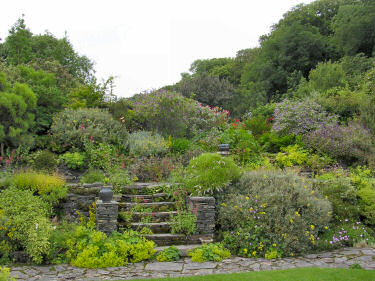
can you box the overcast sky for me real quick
[1,0,315,98]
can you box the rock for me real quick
[145,262,183,272]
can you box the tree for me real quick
[0,72,36,153]
[179,73,235,109]
[333,2,375,57]
[3,17,33,65]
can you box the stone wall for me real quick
[60,182,103,220]
[96,200,119,235]
[187,196,215,235]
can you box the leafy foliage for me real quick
[66,227,155,268]
[183,153,241,195]
[170,210,197,235]
[188,243,230,262]
[60,151,86,170]
[156,246,182,262]
[0,188,52,264]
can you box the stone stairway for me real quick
[117,182,212,247]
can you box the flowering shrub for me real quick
[272,99,337,136]
[50,108,128,153]
[317,221,375,250]
[183,153,241,195]
[0,188,52,264]
[129,157,176,182]
[220,170,331,257]
[129,90,228,138]
[303,121,375,166]
[128,131,168,157]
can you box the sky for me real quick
[1,0,315,98]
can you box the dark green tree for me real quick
[0,72,37,153]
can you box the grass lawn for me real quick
[134,268,375,281]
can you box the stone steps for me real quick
[130,222,171,233]
[119,201,176,212]
[121,182,167,194]
[118,211,177,223]
[122,193,170,202]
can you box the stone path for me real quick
[9,247,375,280]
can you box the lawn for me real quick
[134,268,375,281]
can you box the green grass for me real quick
[133,268,375,281]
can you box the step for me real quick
[119,211,177,223]
[155,245,202,257]
[119,202,176,212]
[130,222,171,233]
[121,183,167,194]
[145,234,213,246]
[122,193,169,202]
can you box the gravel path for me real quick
[9,247,375,280]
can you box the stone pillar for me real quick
[96,200,118,235]
[187,196,215,235]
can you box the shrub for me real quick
[59,152,86,170]
[84,142,115,171]
[80,169,105,184]
[303,121,375,166]
[272,99,337,136]
[156,246,181,262]
[0,267,15,281]
[220,170,331,257]
[317,221,375,251]
[107,169,133,194]
[218,123,260,165]
[47,222,78,264]
[170,138,192,155]
[66,227,155,268]
[10,171,67,205]
[188,243,230,262]
[313,177,360,223]
[259,132,295,153]
[170,210,197,235]
[275,145,309,168]
[129,157,176,182]
[50,108,128,153]
[244,115,272,137]
[29,150,58,173]
[129,90,228,138]
[183,153,241,195]
[128,131,168,157]
[0,188,52,264]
